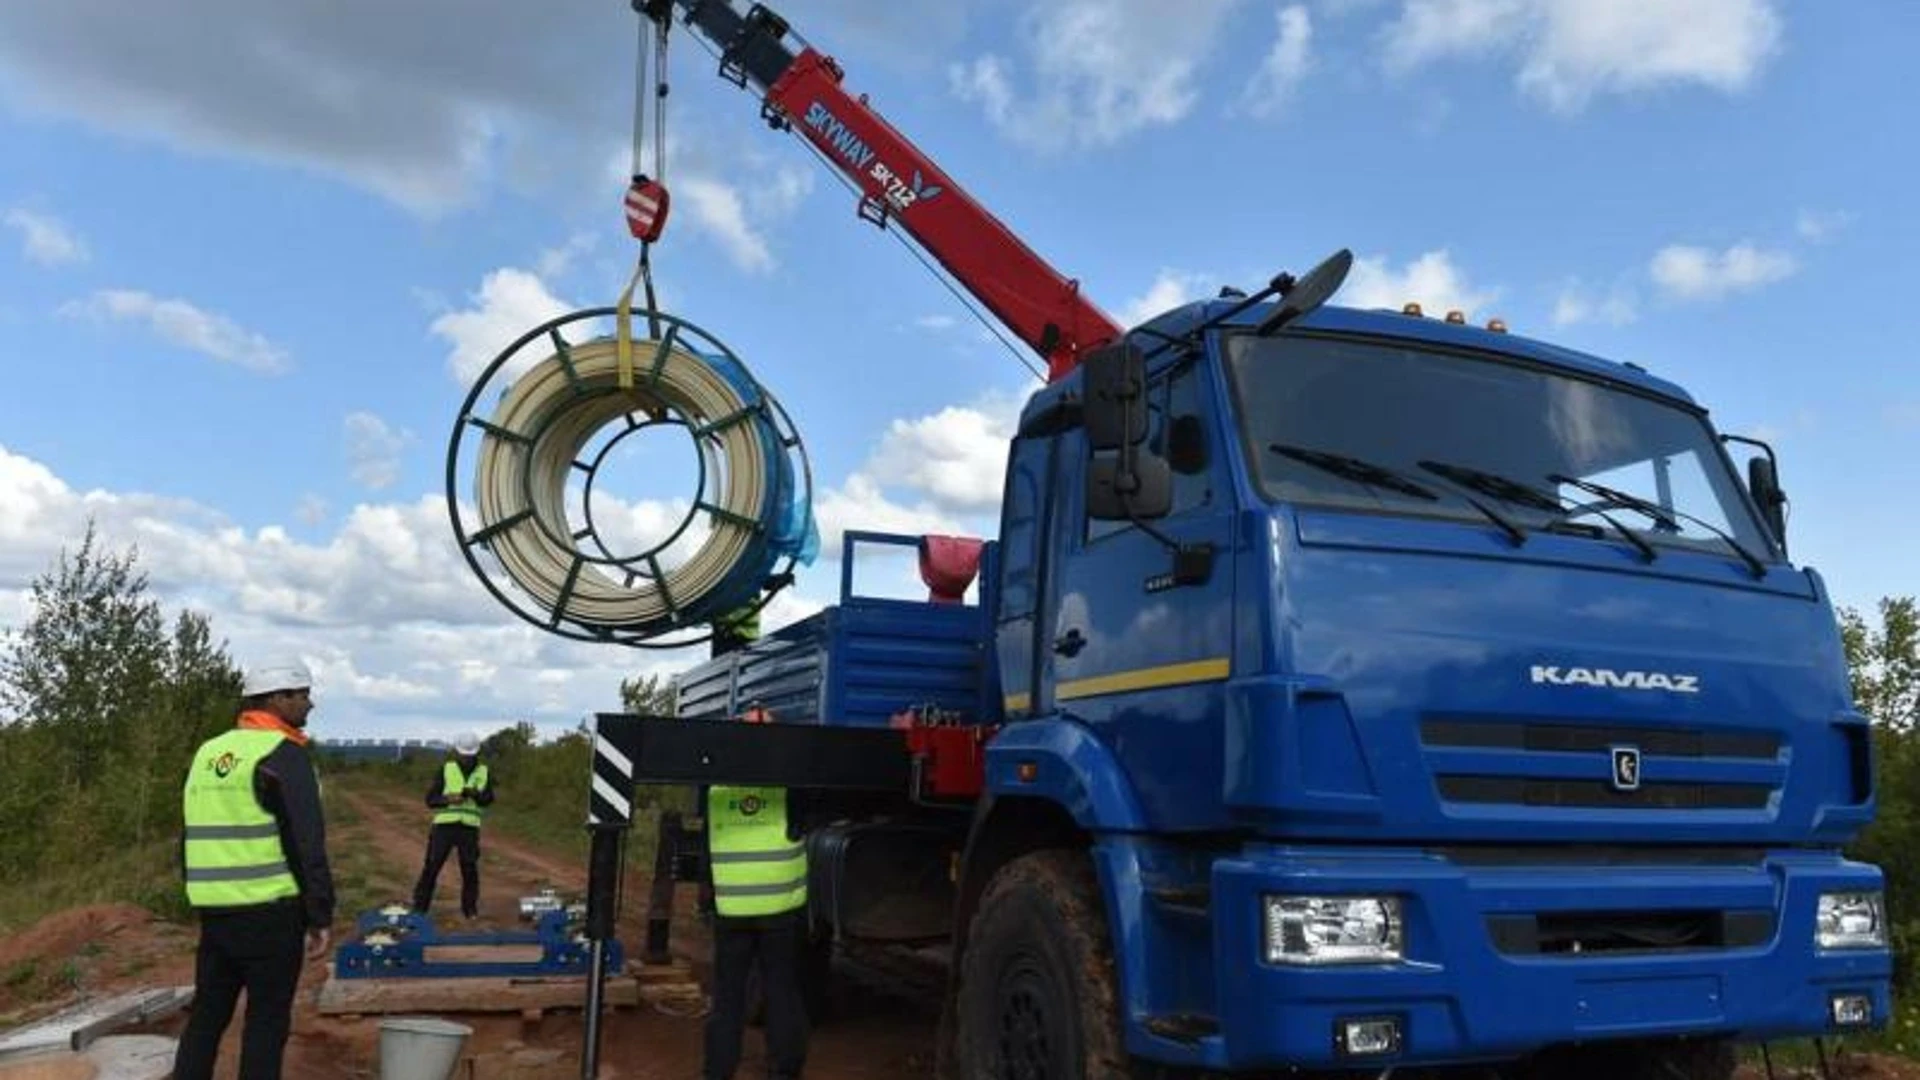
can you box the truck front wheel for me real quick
[954,849,1137,1079]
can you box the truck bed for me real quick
[674,531,1001,729]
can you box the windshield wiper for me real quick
[1270,445,1526,546]
[1416,460,1562,513]
[1421,458,1656,563]
[1549,473,1768,579]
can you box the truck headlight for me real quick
[1264,895,1403,965]
[1816,892,1887,950]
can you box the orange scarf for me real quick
[238,709,310,747]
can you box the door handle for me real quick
[1052,628,1087,657]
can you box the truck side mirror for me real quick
[1747,455,1788,547]
[1082,341,1147,450]
[1081,339,1170,521]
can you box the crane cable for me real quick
[619,14,672,380]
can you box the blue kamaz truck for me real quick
[532,2,1894,1076]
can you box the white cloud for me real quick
[1796,209,1853,243]
[0,441,684,737]
[1117,269,1218,328]
[0,1,601,215]
[1381,0,1783,112]
[535,232,599,280]
[1241,5,1315,117]
[1339,249,1499,318]
[431,267,573,386]
[0,1,930,219]
[1649,241,1796,302]
[951,0,1243,149]
[678,176,777,275]
[813,474,970,557]
[344,412,413,491]
[745,164,817,222]
[1552,278,1638,327]
[57,289,290,373]
[864,399,1020,515]
[294,494,330,527]
[4,207,89,266]
[915,314,959,332]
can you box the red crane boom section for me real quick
[765,49,1122,382]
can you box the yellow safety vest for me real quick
[434,760,490,827]
[707,785,806,917]
[181,729,299,909]
[715,605,761,642]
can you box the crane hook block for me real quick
[625,175,670,243]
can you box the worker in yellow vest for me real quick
[710,601,761,659]
[172,659,335,1080]
[409,731,494,920]
[702,702,812,1080]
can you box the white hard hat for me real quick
[453,731,480,755]
[243,659,314,698]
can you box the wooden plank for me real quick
[315,975,640,1016]
[0,988,191,1062]
[69,989,193,1052]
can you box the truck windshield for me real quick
[1223,332,1777,561]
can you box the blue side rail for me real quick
[675,529,1000,728]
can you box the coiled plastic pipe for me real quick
[470,333,772,633]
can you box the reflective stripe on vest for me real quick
[707,785,806,917]
[434,761,489,827]
[181,728,299,908]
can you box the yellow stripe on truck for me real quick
[1056,657,1230,701]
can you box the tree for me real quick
[482,720,539,757]
[1839,597,1920,995]
[0,519,241,878]
[0,521,169,787]
[619,671,677,716]
[1841,597,1920,731]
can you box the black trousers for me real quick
[411,822,481,917]
[704,911,809,1080]
[171,900,307,1080]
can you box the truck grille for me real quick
[1487,909,1774,956]
[1422,718,1782,812]
[1436,775,1772,810]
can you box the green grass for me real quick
[0,840,190,933]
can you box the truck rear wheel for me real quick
[954,849,1137,1079]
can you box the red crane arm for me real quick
[765,50,1121,381]
[645,1,1121,382]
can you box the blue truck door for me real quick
[1047,361,1238,826]
[994,432,1060,721]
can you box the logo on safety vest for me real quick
[738,794,763,817]
[211,751,239,779]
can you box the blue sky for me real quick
[0,0,1913,741]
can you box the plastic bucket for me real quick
[377,1017,471,1080]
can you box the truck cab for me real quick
[976,296,1890,1073]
